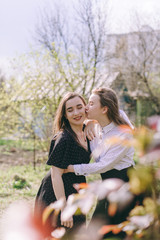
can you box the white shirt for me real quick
[74,121,135,176]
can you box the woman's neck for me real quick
[70,124,88,150]
[70,124,83,135]
[98,116,111,127]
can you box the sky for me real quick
[0,0,160,74]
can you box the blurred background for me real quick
[0,1,160,238]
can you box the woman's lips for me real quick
[74,116,82,121]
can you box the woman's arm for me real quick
[83,119,102,141]
[83,110,133,141]
[51,166,73,228]
[67,131,134,175]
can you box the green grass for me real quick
[0,138,48,151]
[0,164,50,215]
[0,164,100,216]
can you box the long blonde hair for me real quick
[92,87,129,126]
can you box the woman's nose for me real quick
[85,105,89,112]
[73,108,79,115]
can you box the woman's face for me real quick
[86,93,104,121]
[65,96,86,127]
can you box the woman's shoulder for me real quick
[115,124,133,139]
[52,130,73,144]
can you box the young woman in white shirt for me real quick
[67,87,135,182]
[66,88,135,239]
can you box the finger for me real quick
[67,221,71,228]
[85,130,91,141]
[70,220,73,228]
[61,221,67,227]
[61,220,65,227]
[68,220,73,228]
[65,221,68,228]
[99,132,102,139]
[87,134,92,141]
[61,221,63,226]
[64,222,68,228]
[88,131,95,141]
[83,131,87,141]
[68,221,72,228]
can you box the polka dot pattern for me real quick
[35,130,91,226]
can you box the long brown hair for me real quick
[53,92,86,140]
[92,87,129,126]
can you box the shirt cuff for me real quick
[74,165,88,176]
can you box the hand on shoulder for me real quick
[83,119,102,141]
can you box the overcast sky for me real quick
[0,0,160,73]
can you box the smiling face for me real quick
[86,93,105,121]
[65,96,86,128]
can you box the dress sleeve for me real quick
[46,136,70,169]
[48,139,56,157]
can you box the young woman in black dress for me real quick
[34,92,91,233]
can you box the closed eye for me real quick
[77,105,83,109]
[67,107,73,112]
[89,101,93,106]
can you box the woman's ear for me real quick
[102,106,108,114]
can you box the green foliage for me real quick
[0,139,15,146]
[12,175,31,189]
[0,164,50,215]
[137,99,160,125]
[0,138,48,151]
[128,166,153,195]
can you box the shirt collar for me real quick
[102,122,116,134]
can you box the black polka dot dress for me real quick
[35,130,91,228]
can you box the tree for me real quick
[0,0,111,146]
[35,0,110,97]
[106,25,160,117]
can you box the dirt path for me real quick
[0,147,48,169]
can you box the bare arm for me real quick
[51,166,73,228]
[67,131,134,175]
[66,165,74,173]
[83,110,133,141]
[51,166,66,201]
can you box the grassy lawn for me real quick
[0,138,101,220]
[0,163,100,217]
[0,164,49,215]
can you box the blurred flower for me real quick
[75,219,104,240]
[42,198,65,225]
[99,224,121,235]
[61,178,124,221]
[73,182,88,191]
[51,227,66,239]
[132,126,154,157]
[128,214,154,230]
[2,201,44,240]
[119,124,134,133]
[107,183,134,213]
[122,214,154,237]
[87,178,124,200]
[147,115,160,131]
[129,206,146,216]
[140,149,160,165]
[61,192,95,221]
[143,198,157,216]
